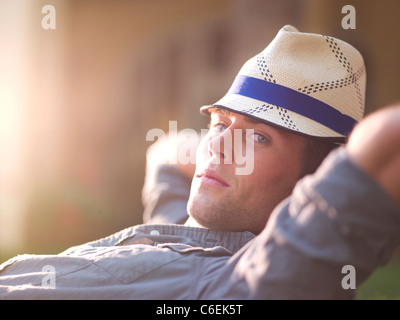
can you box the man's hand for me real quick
[146,131,199,180]
[347,104,400,205]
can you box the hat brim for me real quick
[200,98,347,144]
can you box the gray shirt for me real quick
[0,147,399,299]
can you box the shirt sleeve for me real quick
[141,137,192,225]
[201,146,400,299]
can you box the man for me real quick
[2,25,395,300]
[144,24,365,235]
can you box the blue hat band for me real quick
[227,75,357,136]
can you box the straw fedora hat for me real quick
[201,25,366,142]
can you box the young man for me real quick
[144,24,365,235]
[3,26,395,300]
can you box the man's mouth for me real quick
[196,169,230,188]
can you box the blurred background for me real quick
[0,0,399,298]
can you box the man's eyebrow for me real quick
[212,108,291,138]
[242,116,261,125]
[214,109,261,124]
[241,112,294,138]
[213,108,262,125]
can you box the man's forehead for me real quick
[211,108,255,122]
[210,108,294,138]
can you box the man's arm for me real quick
[142,132,199,224]
[146,132,198,180]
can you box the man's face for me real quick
[187,109,308,234]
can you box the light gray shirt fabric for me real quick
[200,147,400,299]
[0,224,254,299]
[0,147,399,299]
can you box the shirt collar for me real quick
[124,224,255,255]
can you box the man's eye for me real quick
[253,133,269,144]
[212,123,228,133]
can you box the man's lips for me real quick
[196,169,230,187]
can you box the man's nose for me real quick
[208,129,233,164]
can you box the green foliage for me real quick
[356,257,400,300]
